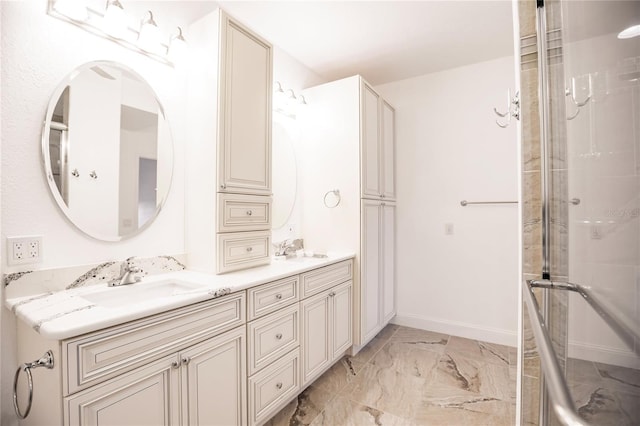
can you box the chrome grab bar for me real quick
[523,280,588,426]
[530,280,640,356]
[460,200,518,206]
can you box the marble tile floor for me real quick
[265,324,517,426]
[566,357,640,426]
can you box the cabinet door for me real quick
[381,101,396,200]
[361,200,383,343]
[382,203,396,324]
[219,14,272,195]
[300,291,331,386]
[65,355,180,426]
[181,326,247,426]
[361,81,381,199]
[331,281,353,359]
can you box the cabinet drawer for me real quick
[247,275,299,321]
[218,193,272,232]
[300,260,353,298]
[217,231,271,274]
[248,304,299,375]
[248,348,300,426]
[63,292,245,395]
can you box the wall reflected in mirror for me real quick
[43,61,173,241]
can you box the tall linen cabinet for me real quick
[299,76,396,349]
[186,9,273,274]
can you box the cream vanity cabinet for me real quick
[186,9,273,274]
[361,200,396,343]
[17,293,247,426]
[361,81,396,201]
[300,75,396,350]
[246,259,353,425]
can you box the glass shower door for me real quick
[520,1,640,425]
[563,0,640,424]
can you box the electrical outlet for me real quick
[7,236,43,265]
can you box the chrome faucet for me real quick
[109,257,143,287]
[273,239,304,257]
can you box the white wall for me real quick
[1,2,187,424]
[376,56,519,346]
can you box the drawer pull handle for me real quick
[276,382,283,390]
[275,333,283,340]
[275,294,283,300]
[246,210,253,216]
[246,247,253,252]
[181,356,191,365]
[171,360,181,369]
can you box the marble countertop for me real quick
[6,254,354,341]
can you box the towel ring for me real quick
[13,350,54,419]
[323,189,341,208]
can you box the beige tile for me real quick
[342,363,427,419]
[572,383,638,426]
[595,362,640,396]
[419,381,513,426]
[312,357,365,395]
[264,385,334,426]
[518,0,537,38]
[521,375,540,426]
[371,341,441,380]
[310,398,414,426]
[445,336,510,366]
[435,353,513,401]
[349,324,399,364]
[389,326,449,354]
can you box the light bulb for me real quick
[168,27,187,63]
[103,0,127,38]
[138,11,162,54]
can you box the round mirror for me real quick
[271,117,297,229]
[42,61,173,241]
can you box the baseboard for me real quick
[568,341,640,369]
[391,313,517,347]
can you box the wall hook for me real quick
[494,89,520,128]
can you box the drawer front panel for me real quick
[248,304,299,375]
[247,276,299,320]
[218,193,272,232]
[248,348,300,426]
[300,260,353,298]
[217,231,271,274]
[63,293,245,395]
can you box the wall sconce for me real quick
[274,82,307,119]
[47,0,186,67]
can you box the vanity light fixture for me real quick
[138,11,162,54]
[618,24,640,39]
[168,27,187,62]
[102,0,127,38]
[298,95,307,107]
[46,0,187,67]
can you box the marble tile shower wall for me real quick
[518,0,569,424]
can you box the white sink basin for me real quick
[80,280,203,308]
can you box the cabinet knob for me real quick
[381,194,385,198]
[276,382,283,390]
[275,294,283,300]
[220,184,226,189]
[246,247,253,253]
[171,360,180,369]
[275,333,283,340]
[329,292,336,297]
[181,356,191,365]
[246,210,253,216]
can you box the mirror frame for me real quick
[41,60,174,241]
[271,117,298,230]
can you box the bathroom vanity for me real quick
[9,256,353,426]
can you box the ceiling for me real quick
[116,1,516,85]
